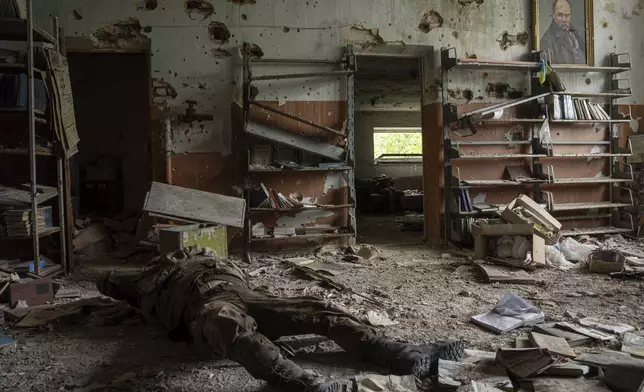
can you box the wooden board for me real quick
[246,121,344,161]
[477,264,537,284]
[578,317,635,335]
[530,332,577,358]
[575,351,643,368]
[622,333,644,359]
[144,182,246,228]
[555,322,616,341]
[533,323,593,347]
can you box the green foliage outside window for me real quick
[373,132,423,160]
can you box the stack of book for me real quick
[0,206,52,238]
[552,95,611,121]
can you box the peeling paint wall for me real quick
[33,0,644,180]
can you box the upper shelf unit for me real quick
[441,48,632,74]
[0,18,56,44]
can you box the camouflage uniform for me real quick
[98,248,464,392]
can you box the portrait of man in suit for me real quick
[539,0,588,64]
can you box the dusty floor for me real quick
[1,215,643,391]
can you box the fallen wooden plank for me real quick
[532,323,593,347]
[477,264,536,284]
[530,332,576,358]
[579,317,635,335]
[246,121,345,161]
[575,351,644,368]
[622,333,644,359]
[555,322,616,341]
[144,182,246,228]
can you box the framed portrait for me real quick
[532,0,594,66]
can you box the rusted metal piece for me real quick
[250,101,345,137]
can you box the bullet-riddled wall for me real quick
[31,0,644,234]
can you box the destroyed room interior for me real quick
[2,0,644,391]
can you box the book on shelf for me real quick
[569,98,611,121]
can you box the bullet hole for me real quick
[212,48,232,58]
[283,26,290,33]
[152,78,178,99]
[185,0,215,19]
[369,95,385,106]
[601,20,609,28]
[498,31,529,50]
[585,78,592,85]
[482,72,489,79]
[418,10,443,33]
[448,88,474,102]
[485,82,521,99]
[208,21,231,44]
[243,43,264,59]
[608,35,614,40]
[242,14,248,20]
[72,9,83,20]
[458,0,484,6]
[348,25,385,46]
[92,17,150,48]
[230,0,257,4]
[452,31,459,39]
[198,83,207,90]
[136,0,158,10]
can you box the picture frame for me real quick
[532,0,594,66]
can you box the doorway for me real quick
[67,52,151,217]
[354,55,424,245]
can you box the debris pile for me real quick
[73,211,139,258]
[462,292,644,391]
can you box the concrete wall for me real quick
[32,0,644,191]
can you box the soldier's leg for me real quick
[189,291,352,392]
[244,294,464,378]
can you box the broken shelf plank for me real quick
[562,227,633,237]
[575,351,644,368]
[622,333,644,359]
[578,317,635,335]
[555,322,616,341]
[550,202,632,211]
[530,332,576,358]
[532,323,593,347]
[144,182,246,228]
[246,121,345,161]
[477,264,537,285]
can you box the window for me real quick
[373,127,422,164]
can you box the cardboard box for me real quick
[501,195,561,245]
[9,279,54,306]
[159,224,228,258]
[588,250,625,274]
[472,223,546,267]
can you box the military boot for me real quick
[231,333,354,392]
[362,338,465,379]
